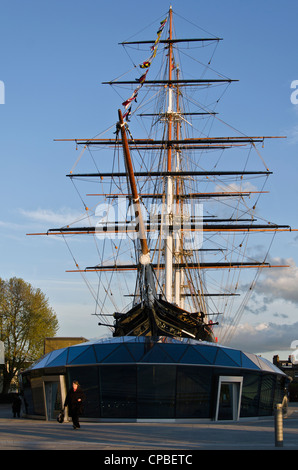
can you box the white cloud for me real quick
[255,257,298,304]
[285,123,298,145]
[214,181,258,194]
[0,220,24,230]
[19,207,90,226]
[226,321,298,354]
[217,259,298,354]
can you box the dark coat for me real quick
[64,387,86,416]
[12,395,22,412]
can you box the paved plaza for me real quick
[0,403,298,451]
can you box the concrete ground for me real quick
[0,403,298,451]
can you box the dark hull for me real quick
[113,298,215,342]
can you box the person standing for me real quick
[64,380,85,429]
[12,394,22,418]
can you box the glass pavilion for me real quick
[21,336,287,422]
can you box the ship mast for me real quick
[165,6,173,303]
[117,108,158,308]
[174,65,182,308]
[117,108,150,263]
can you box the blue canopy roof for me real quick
[26,336,283,375]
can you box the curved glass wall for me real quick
[21,337,287,421]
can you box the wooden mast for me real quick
[117,108,150,262]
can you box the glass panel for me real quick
[257,357,276,372]
[31,354,51,370]
[46,349,68,367]
[44,348,67,366]
[31,377,45,416]
[176,366,212,418]
[93,344,120,362]
[218,383,234,420]
[21,375,35,415]
[215,349,239,367]
[99,365,137,418]
[259,374,275,416]
[137,365,176,418]
[241,352,260,370]
[222,348,242,366]
[243,352,262,370]
[194,345,217,364]
[102,345,135,363]
[68,346,97,365]
[45,381,62,420]
[126,343,146,361]
[162,344,188,363]
[180,346,210,365]
[240,372,261,417]
[67,345,89,364]
[141,344,174,363]
[67,366,100,418]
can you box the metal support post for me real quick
[274,403,283,447]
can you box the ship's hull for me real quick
[113,298,215,342]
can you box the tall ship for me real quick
[24,7,292,423]
[34,7,291,346]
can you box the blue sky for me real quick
[1,0,298,360]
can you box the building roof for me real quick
[24,336,284,375]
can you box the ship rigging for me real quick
[29,7,293,345]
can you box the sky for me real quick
[1,0,298,361]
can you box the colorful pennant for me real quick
[122,16,167,120]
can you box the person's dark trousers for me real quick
[72,411,80,428]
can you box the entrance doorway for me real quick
[215,376,243,421]
[43,376,67,420]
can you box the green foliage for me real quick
[0,277,59,392]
